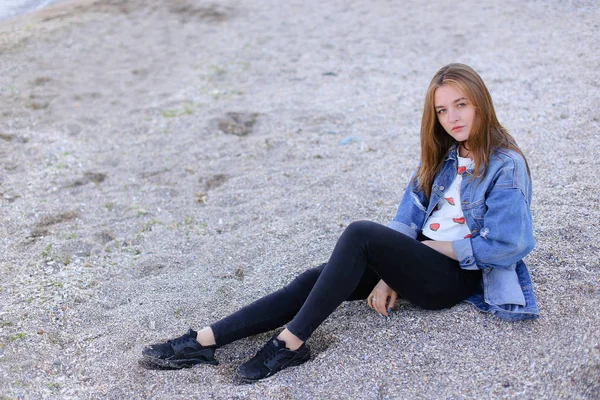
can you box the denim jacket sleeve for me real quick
[386,171,427,239]
[452,151,536,271]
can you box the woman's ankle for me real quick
[277,328,304,351]
[196,327,216,347]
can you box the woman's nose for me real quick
[448,109,459,122]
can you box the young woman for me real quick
[142,63,539,381]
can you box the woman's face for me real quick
[434,84,476,143]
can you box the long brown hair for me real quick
[415,63,530,199]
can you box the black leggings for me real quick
[210,220,481,346]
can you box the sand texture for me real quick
[0,0,599,398]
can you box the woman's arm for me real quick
[452,186,534,270]
[453,155,535,271]
[387,170,428,239]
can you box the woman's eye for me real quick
[437,109,446,114]
[457,103,467,108]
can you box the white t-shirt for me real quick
[422,151,473,241]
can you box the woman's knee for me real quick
[342,220,379,240]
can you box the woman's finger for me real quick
[388,291,398,312]
[374,296,386,315]
[372,295,382,313]
[373,296,381,312]
[367,293,375,309]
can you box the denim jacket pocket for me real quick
[463,199,486,229]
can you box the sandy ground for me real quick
[0,0,599,398]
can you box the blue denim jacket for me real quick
[387,146,539,320]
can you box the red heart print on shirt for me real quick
[430,223,440,231]
[457,166,466,174]
[452,217,465,224]
[464,233,472,238]
[445,197,455,205]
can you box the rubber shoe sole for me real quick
[142,349,219,369]
[237,343,311,382]
[237,351,310,382]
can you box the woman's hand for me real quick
[367,279,398,317]
[421,240,457,260]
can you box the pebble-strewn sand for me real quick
[1,0,598,398]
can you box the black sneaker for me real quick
[237,336,310,381]
[142,329,218,369]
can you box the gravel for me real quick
[0,0,598,398]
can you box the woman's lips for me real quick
[452,126,464,131]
